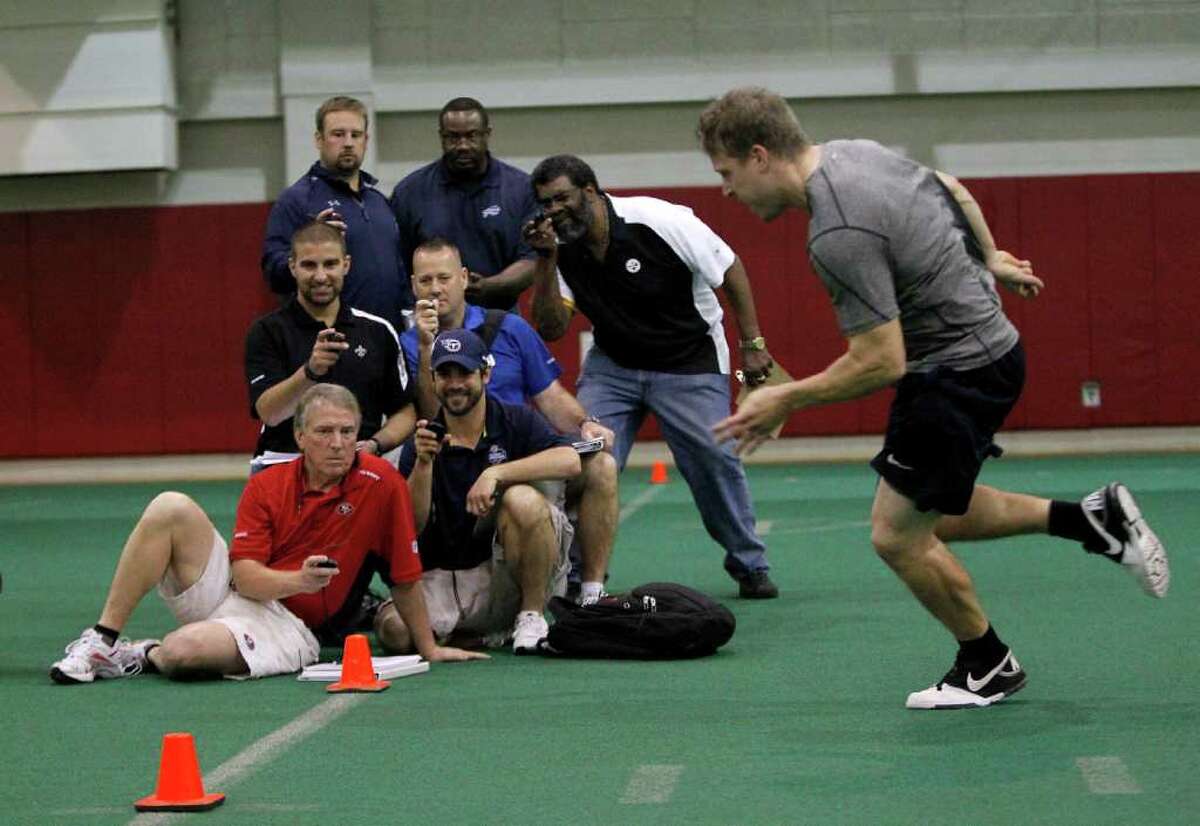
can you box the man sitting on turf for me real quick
[376,328,581,654]
[402,237,618,604]
[50,384,486,685]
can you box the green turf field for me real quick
[1,454,1196,825]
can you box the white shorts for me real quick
[421,502,573,643]
[157,531,320,679]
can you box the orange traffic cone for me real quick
[134,732,225,812]
[327,633,390,693]
[650,460,669,484]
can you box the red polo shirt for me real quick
[230,452,421,629]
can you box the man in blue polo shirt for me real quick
[262,96,412,331]
[390,97,537,310]
[384,329,581,654]
[399,237,619,605]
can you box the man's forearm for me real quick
[409,461,433,531]
[414,347,439,419]
[781,321,906,410]
[530,256,571,341]
[532,382,588,434]
[254,366,313,426]
[371,405,416,453]
[936,171,997,259]
[718,257,763,342]
[231,559,304,602]
[478,259,536,305]
[491,447,581,486]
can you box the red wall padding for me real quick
[3,173,1198,459]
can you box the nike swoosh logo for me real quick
[966,655,1017,692]
[885,454,914,471]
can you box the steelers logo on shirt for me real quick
[625,258,642,274]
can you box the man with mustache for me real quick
[390,97,538,310]
[526,154,779,600]
[262,96,412,330]
[50,383,485,685]
[381,329,582,654]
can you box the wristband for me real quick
[366,437,382,454]
[303,363,325,382]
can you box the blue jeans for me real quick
[576,347,769,579]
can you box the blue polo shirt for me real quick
[397,397,574,570]
[400,303,561,406]
[261,162,413,330]
[389,154,537,280]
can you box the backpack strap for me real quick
[475,308,508,349]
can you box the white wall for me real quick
[0,0,176,176]
[1,0,1198,211]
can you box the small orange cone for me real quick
[650,460,669,485]
[134,732,225,812]
[327,633,390,693]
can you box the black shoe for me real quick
[1081,482,1169,598]
[906,649,1027,710]
[738,571,779,599]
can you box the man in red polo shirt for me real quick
[51,384,485,685]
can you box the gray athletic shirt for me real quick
[805,139,1018,372]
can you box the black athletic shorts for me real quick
[870,341,1025,516]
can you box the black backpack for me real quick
[538,582,735,659]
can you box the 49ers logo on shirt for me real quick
[337,502,355,516]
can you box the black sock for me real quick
[93,624,121,646]
[142,642,161,674]
[958,625,1007,666]
[1047,499,1095,544]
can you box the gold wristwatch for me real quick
[740,336,767,351]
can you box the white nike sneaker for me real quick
[1081,482,1170,598]
[50,628,147,685]
[906,649,1027,710]
[511,611,549,655]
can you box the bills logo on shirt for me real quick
[337,502,355,516]
[481,204,501,218]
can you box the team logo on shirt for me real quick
[481,204,501,218]
[327,199,342,208]
[355,344,367,358]
[337,502,355,516]
[488,444,508,465]
[625,258,642,274]
[243,633,256,651]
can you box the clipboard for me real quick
[734,362,794,439]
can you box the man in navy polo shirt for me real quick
[390,97,537,310]
[401,237,619,605]
[385,329,582,654]
[527,154,779,599]
[262,96,412,330]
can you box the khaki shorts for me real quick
[421,502,573,644]
[157,531,320,679]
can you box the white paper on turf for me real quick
[297,655,429,681]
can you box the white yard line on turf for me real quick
[126,694,368,825]
[618,485,665,522]
[620,764,685,804]
[1076,756,1142,794]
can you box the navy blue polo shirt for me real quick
[396,396,573,571]
[399,303,561,406]
[261,162,413,330]
[244,297,412,456]
[389,154,537,281]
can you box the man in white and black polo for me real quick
[245,221,416,470]
[526,154,778,598]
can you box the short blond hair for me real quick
[697,87,809,160]
[315,96,369,134]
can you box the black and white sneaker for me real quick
[906,649,1027,710]
[1081,482,1169,598]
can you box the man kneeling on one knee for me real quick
[50,383,485,685]
[378,328,581,654]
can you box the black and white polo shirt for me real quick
[556,194,735,375]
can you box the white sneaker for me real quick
[511,611,548,655]
[50,628,146,684]
[1081,482,1170,598]
[906,650,1027,710]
